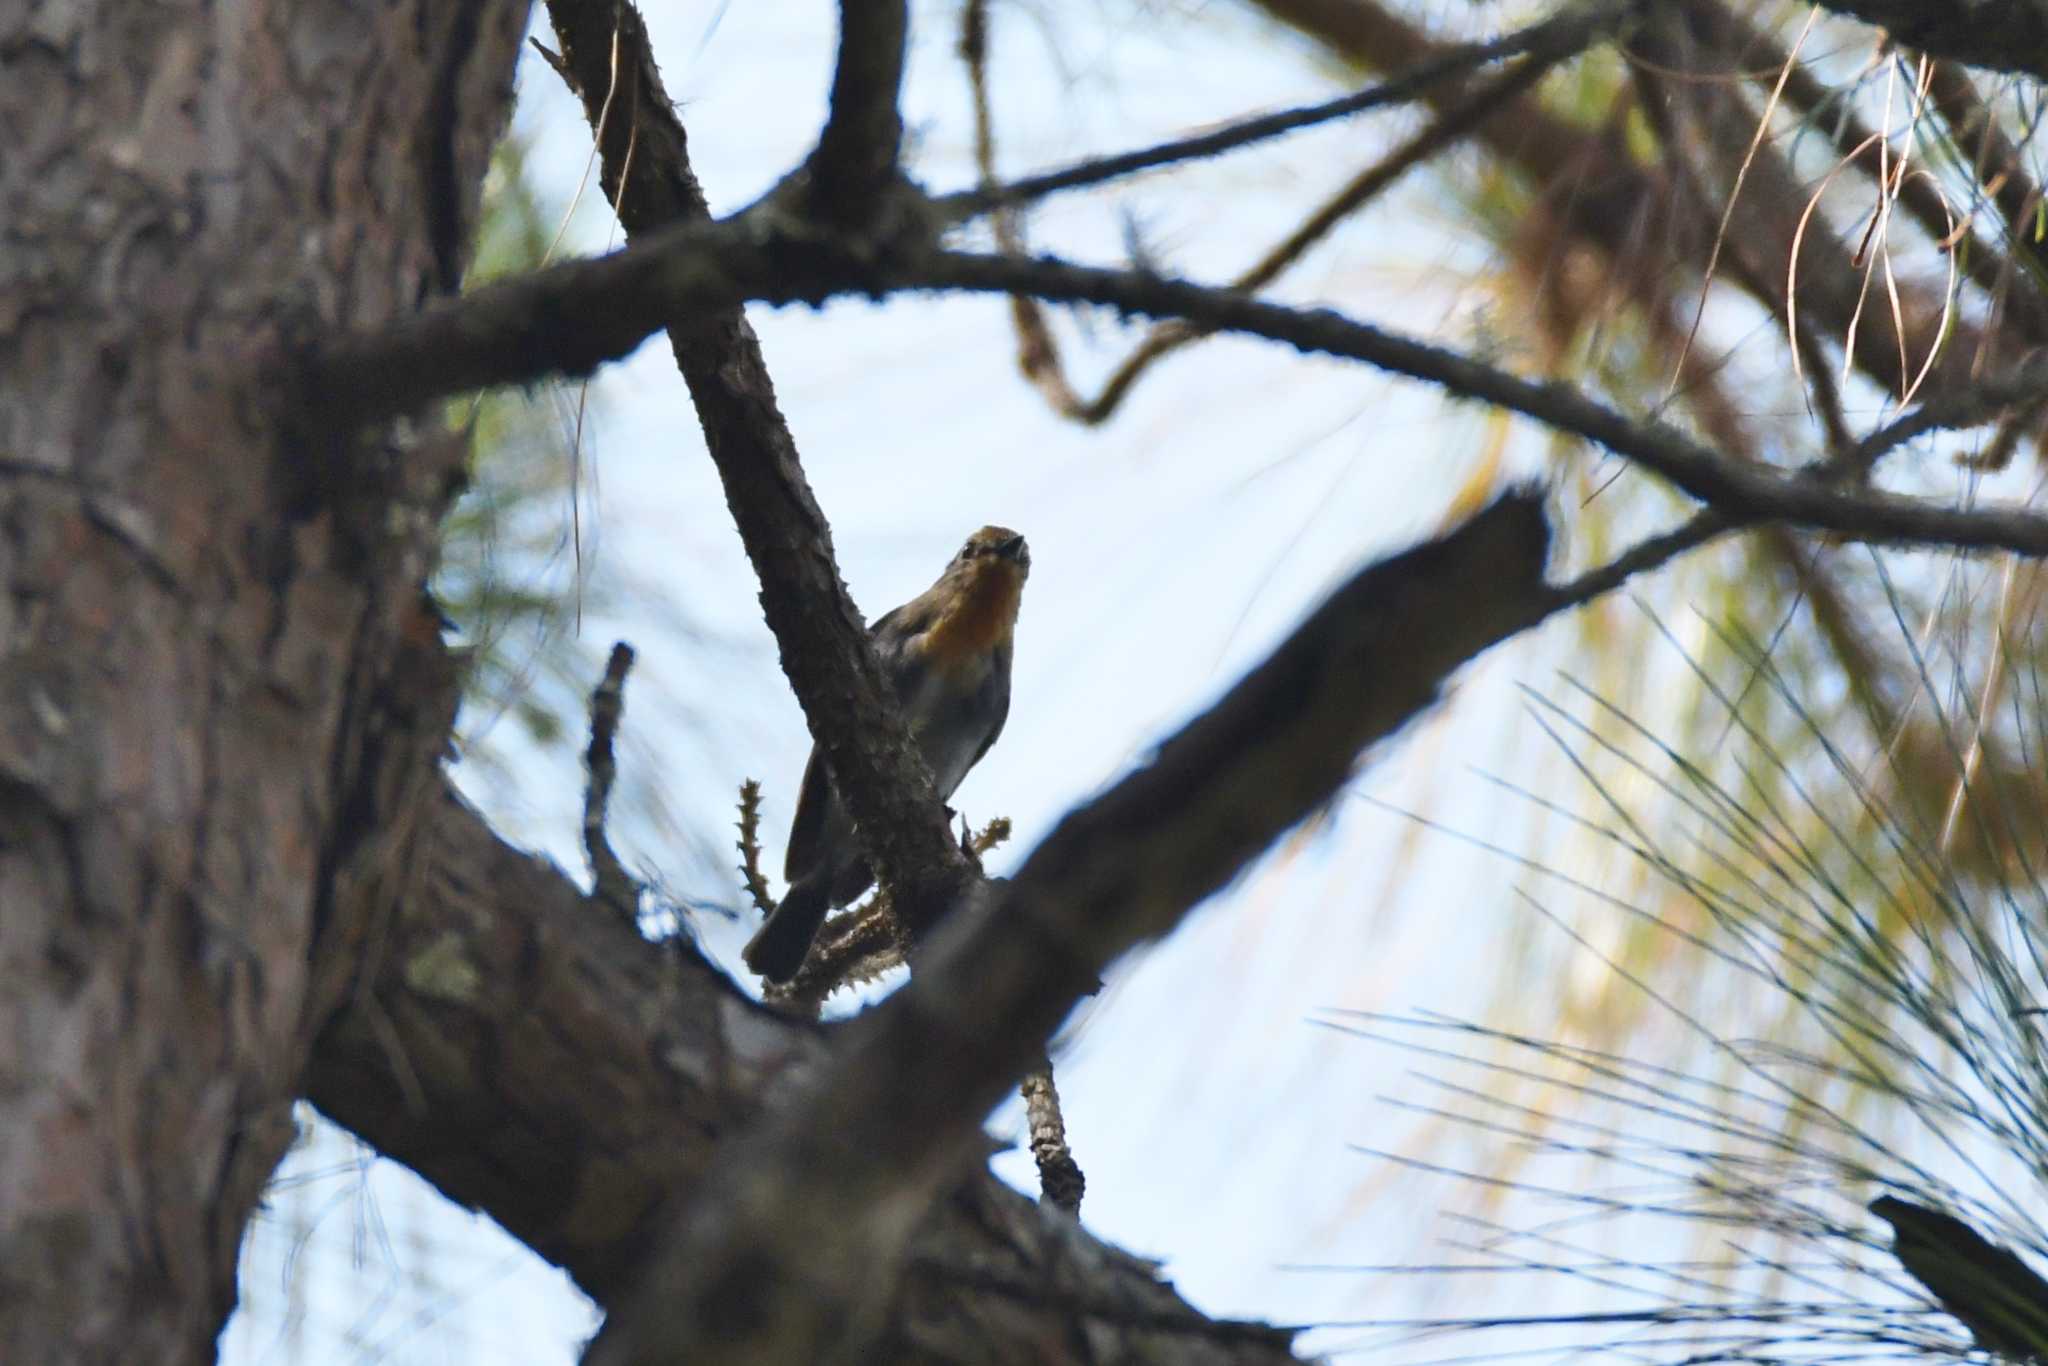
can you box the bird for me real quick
[742,525,1029,983]
[1870,1193,2048,1361]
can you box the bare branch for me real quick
[1870,1194,2048,1359]
[1250,0,2014,405]
[1838,352,2048,475]
[582,641,640,918]
[1707,3,2048,348]
[774,896,907,1015]
[1925,60,2048,282]
[768,815,1016,1012]
[314,203,2048,561]
[1547,510,1744,609]
[305,214,770,419]
[936,0,1634,224]
[973,25,1589,424]
[736,780,775,917]
[916,249,2048,556]
[1022,1059,1085,1213]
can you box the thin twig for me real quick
[972,27,1585,424]
[1546,510,1744,609]
[584,641,641,921]
[1958,391,2048,472]
[936,0,1636,223]
[1837,351,2048,476]
[1021,1057,1085,1213]
[736,780,774,917]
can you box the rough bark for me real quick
[0,0,528,1358]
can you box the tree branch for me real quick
[582,641,640,918]
[967,13,1590,425]
[1246,0,2012,405]
[541,0,975,942]
[306,214,774,420]
[305,784,1298,1365]
[1838,353,2048,476]
[913,250,2048,556]
[1021,1057,1086,1213]
[935,0,1634,223]
[803,0,911,220]
[309,198,2048,561]
[1924,58,2048,283]
[1546,510,1744,608]
[1703,2,2048,348]
[1811,1,2048,80]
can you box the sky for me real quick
[215,2,1902,1361]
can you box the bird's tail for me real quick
[743,874,833,983]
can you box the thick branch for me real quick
[305,785,1297,1365]
[1812,0,2048,80]
[588,491,1559,1364]
[307,215,773,419]
[805,0,911,218]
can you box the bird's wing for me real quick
[784,600,930,881]
[871,600,940,695]
[966,637,1013,770]
[783,742,832,882]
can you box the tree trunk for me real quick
[0,0,528,1357]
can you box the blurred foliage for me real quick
[435,134,614,786]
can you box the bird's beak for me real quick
[996,533,1027,561]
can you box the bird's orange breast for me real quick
[921,563,1022,672]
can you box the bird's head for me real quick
[949,525,1030,580]
[919,526,1029,666]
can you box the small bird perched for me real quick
[743,525,1029,983]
